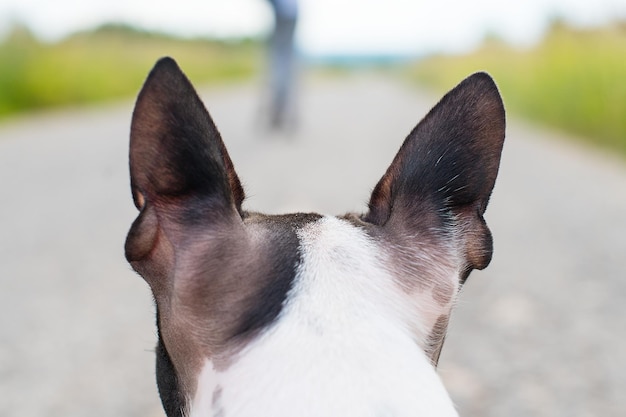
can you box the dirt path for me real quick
[1,75,625,417]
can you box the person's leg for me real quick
[269,15,297,128]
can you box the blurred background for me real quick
[1,0,625,416]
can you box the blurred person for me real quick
[266,0,299,130]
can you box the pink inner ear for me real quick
[217,138,245,213]
[136,191,145,209]
[365,168,394,226]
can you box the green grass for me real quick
[409,22,626,156]
[0,23,261,118]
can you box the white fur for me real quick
[189,216,459,417]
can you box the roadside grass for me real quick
[409,23,626,156]
[0,24,261,118]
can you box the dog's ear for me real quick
[365,72,505,276]
[125,57,244,267]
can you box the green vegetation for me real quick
[410,22,626,156]
[0,23,261,118]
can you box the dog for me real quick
[125,57,505,417]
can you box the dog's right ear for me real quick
[365,73,505,277]
[125,57,244,267]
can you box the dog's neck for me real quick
[189,216,460,417]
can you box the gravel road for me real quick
[1,74,625,417]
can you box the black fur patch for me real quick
[233,213,322,339]
[155,315,185,417]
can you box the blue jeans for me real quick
[268,14,297,128]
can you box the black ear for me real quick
[125,57,244,263]
[365,72,505,274]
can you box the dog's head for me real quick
[125,58,505,417]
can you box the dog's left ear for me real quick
[365,73,505,278]
[128,57,244,214]
[125,57,245,266]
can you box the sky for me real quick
[1,0,625,56]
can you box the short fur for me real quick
[125,57,505,417]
